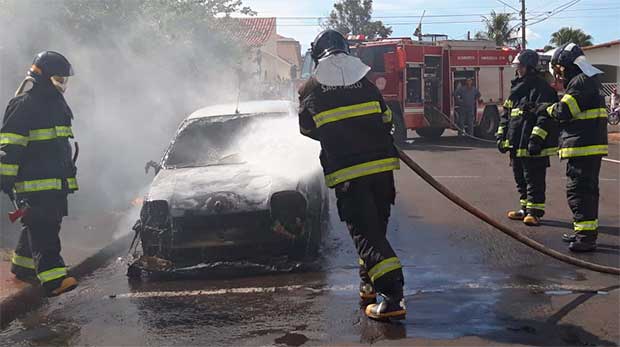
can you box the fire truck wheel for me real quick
[415,127,445,140]
[475,106,500,140]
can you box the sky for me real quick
[242,0,620,51]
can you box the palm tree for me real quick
[475,11,518,46]
[549,27,593,47]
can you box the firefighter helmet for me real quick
[311,30,350,65]
[551,43,602,77]
[513,49,539,69]
[28,51,74,93]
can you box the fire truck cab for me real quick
[300,37,519,143]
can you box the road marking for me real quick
[603,158,620,164]
[434,176,482,179]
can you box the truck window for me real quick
[407,66,422,103]
[354,45,395,73]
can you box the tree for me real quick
[549,27,593,47]
[323,0,392,39]
[474,11,518,46]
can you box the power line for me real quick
[495,0,521,12]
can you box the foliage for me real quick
[475,11,518,46]
[323,0,392,39]
[549,27,593,47]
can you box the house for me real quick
[583,40,620,84]
[217,17,302,81]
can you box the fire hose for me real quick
[397,148,620,275]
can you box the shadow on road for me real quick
[399,135,495,152]
[543,220,620,238]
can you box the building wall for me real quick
[277,40,302,78]
[584,44,620,83]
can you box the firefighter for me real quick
[298,30,405,321]
[496,49,558,226]
[547,43,608,252]
[0,51,79,296]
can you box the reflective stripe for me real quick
[368,257,402,282]
[11,253,35,270]
[0,132,28,146]
[519,199,527,207]
[574,220,598,231]
[531,126,548,140]
[0,163,19,176]
[15,178,62,193]
[500,139,511,149]
[67,177,79,190]
[29,126,74,141]
[325,158,400,187]
[559,145,608,158]
[526,202,545,210]
[313,101,382,127]
[503,99,513,108]
[37,267,67,283]
[546,104,556,118]
[516,147,558,157]
[496,126,505,136]
[382,108,393,123]
[561,94,581,116]
[510,109,523,117]
[572,108,608,120]
[359,258,365,266]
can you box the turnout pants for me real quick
[566,156,602,241]
[10,194,69,291]
[334,171,404,296]
[511,156,549,217]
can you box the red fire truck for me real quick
[300,37,519,143]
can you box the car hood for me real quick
[146,165,299,215]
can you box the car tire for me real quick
[389,102,407,146]
[474,106,499,140]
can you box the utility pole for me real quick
[520,0,526,49]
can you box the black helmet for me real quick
[551,43,583,68]
[28,51,73,80]
[310,30,350,65]
[513,49,539,69]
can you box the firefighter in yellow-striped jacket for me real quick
[547,43,608,252]
[0,51,78,296]
[497,50,559,227]
[298,30,405,321]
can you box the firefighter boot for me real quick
[46,277,78,297]
[507,209,526,220]
[569,236,597,253]
[359,282,377,306]
[523,214,540,226]
[365,286,406,321]
[562,233,577,243]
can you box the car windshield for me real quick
[164,112,287,168]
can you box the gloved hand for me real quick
[528,139,543,156]
[522,101,536,113]
[497,139,509,154]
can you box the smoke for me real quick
[0,0,253,217]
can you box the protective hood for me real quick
[314,53,371,86]
[573,55,603,77]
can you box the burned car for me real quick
[128,101,328,276]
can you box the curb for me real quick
[0,234,132,328]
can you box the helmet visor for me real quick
[50,76,69,93]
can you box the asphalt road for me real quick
[1,133,619,347]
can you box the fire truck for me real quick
[300,36,519,143]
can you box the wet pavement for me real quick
[1,134,619,346]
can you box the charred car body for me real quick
[129,101,328,276]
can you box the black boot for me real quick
[562,233,577,243]
[365,286,406,321]
[359,282,377,306]
[569,236,597,253]
[11,265,38,285]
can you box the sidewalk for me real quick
[0,211,133,327]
